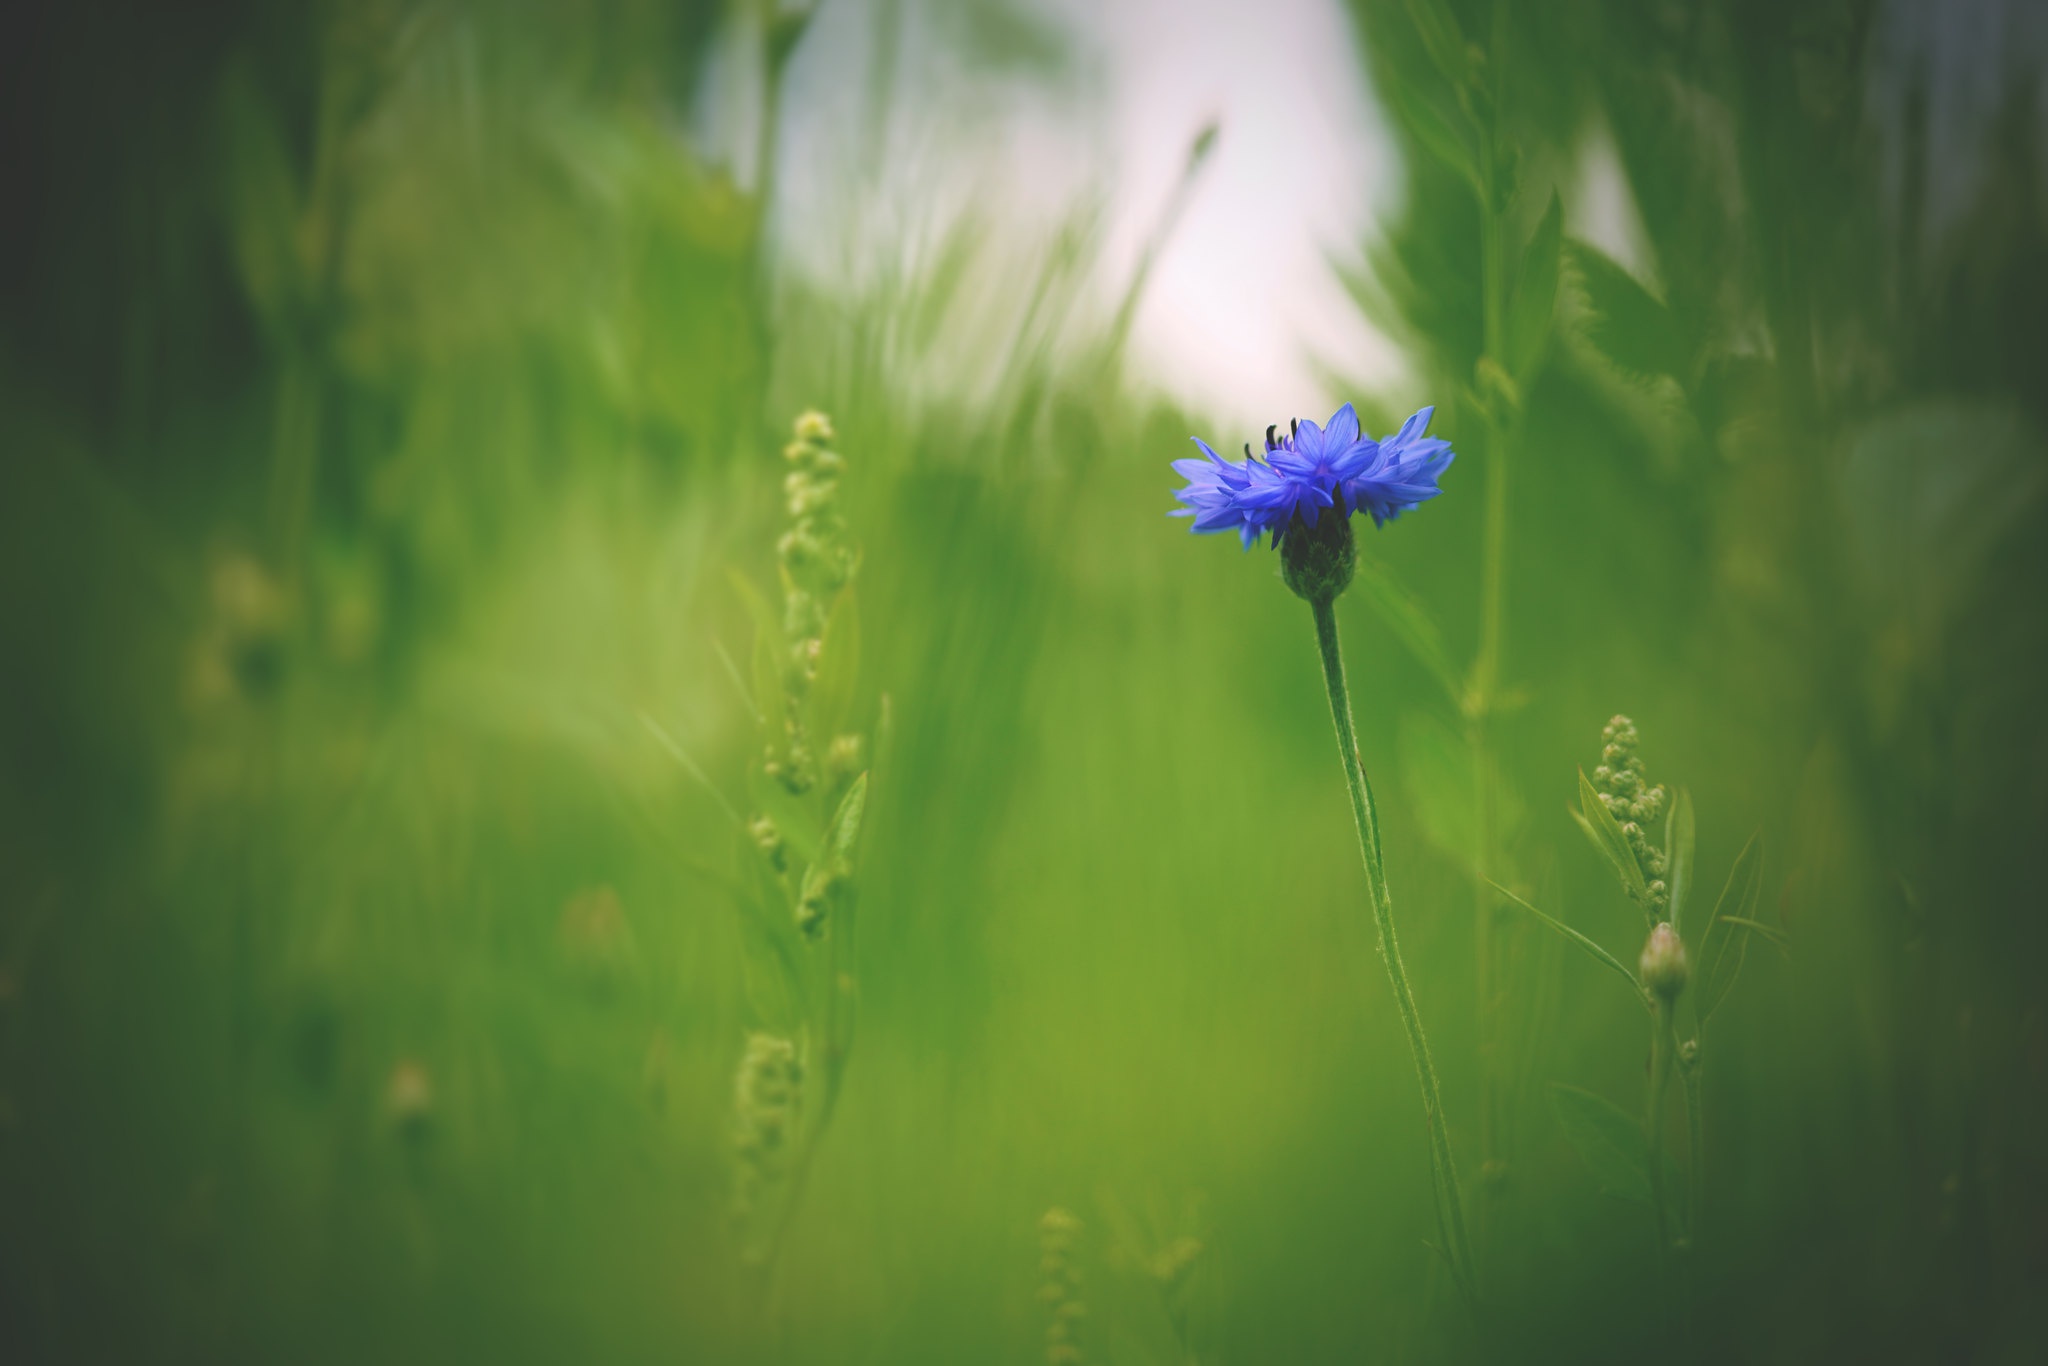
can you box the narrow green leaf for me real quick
[1720,917,1790,952]
[638,714,743,832]
[1549,1084,1655,1206]
[1694,833,1764,1025]
[1576,768,1650,903]
[711,637,763,726]
[823,772,869,872]
[1353,556,1463,704]
[798,774,869,938]
[1665,787,1696,936]
[1506,192,1563,381]
[1489,881,1648,1008]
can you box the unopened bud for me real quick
[1640,922,1689,1002]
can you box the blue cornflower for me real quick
[1170,403,1452,549]
[1342,406,1455,528]
[1168,436,1283,549]
[1257,404,1375,534]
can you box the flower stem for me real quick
[1647,1005,1679,1311]
[1310,595,1477,1303]
[1682,1057,1703,1245]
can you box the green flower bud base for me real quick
[1280,507,1358,603]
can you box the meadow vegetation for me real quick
[2,2,2045,1361]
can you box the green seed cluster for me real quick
[763,410,855,796]
[1038,1207,1086,1365]
[732,1032,803,1223]
[1593,714,1669,913]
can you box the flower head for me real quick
[1168,437,1281,549]
[1343,405,1456,528]
[1170,403,1453,552]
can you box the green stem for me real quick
[1683,1051,1703,1248]
[1469,136,1511,1226]
[1311,596,1476,1303]
[1647,1006,1678,1304]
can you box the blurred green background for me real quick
[4,1,2046,1361]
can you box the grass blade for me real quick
[1695,833,1764,1025]
[1489,879,1648,1009]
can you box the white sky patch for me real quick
[1568,112,1661,292]
[749,0,1410,434]
[1075,0,1411,432]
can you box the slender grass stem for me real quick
[1683,1056,1703,1250]
[1469,133,1513,1241]
[1311,596,1477,1304]
[1647,1006,1678,1311]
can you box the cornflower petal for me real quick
[1172,402,1453,550]
[1324,403,1361,448]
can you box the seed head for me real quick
[793,409,835,445]
[1591,714,1671,912]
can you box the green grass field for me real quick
[4,3,2046,1361]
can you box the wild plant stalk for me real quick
[710,410,877,1324]
[1469,277,1513,1223]
[1637,918,1697,1333]
[1503,717,1779,1325]
[1173,403,1462,1298]
[1381,2,1537,1225]
[1644,993,1679,1295]
[1682,1052,1704,1241]
[1311,595,1476,1303]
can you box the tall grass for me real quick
[2,1,2046,1362]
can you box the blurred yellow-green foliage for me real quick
[3,1,2047,1362]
